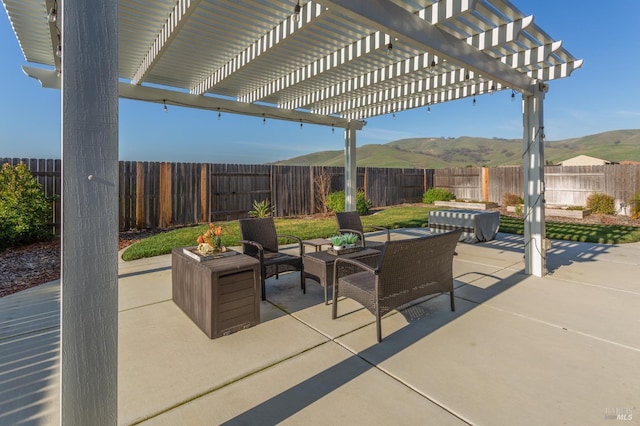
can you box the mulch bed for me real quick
[0,229,163,298]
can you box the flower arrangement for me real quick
[196,223,224,254]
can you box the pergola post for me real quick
[522,81,548,277]
[60,0,119,424]
[344,121,358,212]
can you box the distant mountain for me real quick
[275,129,640,168]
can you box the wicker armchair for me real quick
[238,217,304,301]
[332,229,461,342]
[335,211,390,249]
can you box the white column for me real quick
[522,82,548,277]
[61,0,119,424]
[344,121,358,212]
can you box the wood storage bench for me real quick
[172,249,260,338]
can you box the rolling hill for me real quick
[276,129,640,168]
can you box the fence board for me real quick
[210,164,271,221]
[545,165,605,206]
[435,167,482,201]
[488,166,523,204]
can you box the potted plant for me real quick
[329,235,345,250]
[342,232,359,248]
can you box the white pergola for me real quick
[2,0,581,423]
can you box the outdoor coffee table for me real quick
[303,247,380,304]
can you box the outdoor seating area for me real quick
[2,227,639,425]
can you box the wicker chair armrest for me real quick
[238,239,263,250]
[365,225,390,241]
[238,239,265,261]
[333,257,378,281]
[332,257,378,313]
[338,228,366,247]
[277,234,303,255]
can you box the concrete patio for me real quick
[1,229,639,425]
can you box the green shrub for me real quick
[502,192,523,206]
[565,205,585,211]
[422,188,455,204]
[586,193,615,215]
[0,163,53,250]
[325,190,372,215]
[248,199,274,218]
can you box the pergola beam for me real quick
[314,0,536,95]
[22,66,354,128]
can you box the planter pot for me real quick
[434,201,498,210]
[333,245,345,251]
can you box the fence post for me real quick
[200,163,208,223]
[159,162,172,228]
[363,168,368,199]
[136,162,144,229]
[482,167,490,202]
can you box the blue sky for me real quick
[1,1,639,164]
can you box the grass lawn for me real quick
[121,206,640,261]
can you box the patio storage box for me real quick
[172,249,260,338]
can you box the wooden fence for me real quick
[3,158,639,232]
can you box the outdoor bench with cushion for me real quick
[332,229,462,342]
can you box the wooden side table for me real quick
[302,238,332,253]
[172,248,260,338]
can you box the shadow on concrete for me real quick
[221,266,522,424]
[483,232,615,273]
[0,284,60,425]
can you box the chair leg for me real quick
[376,315,382,343]
[450,290,455,311]
[331,282,339,319]
[260,265,267,301]
[300,270,306,294]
